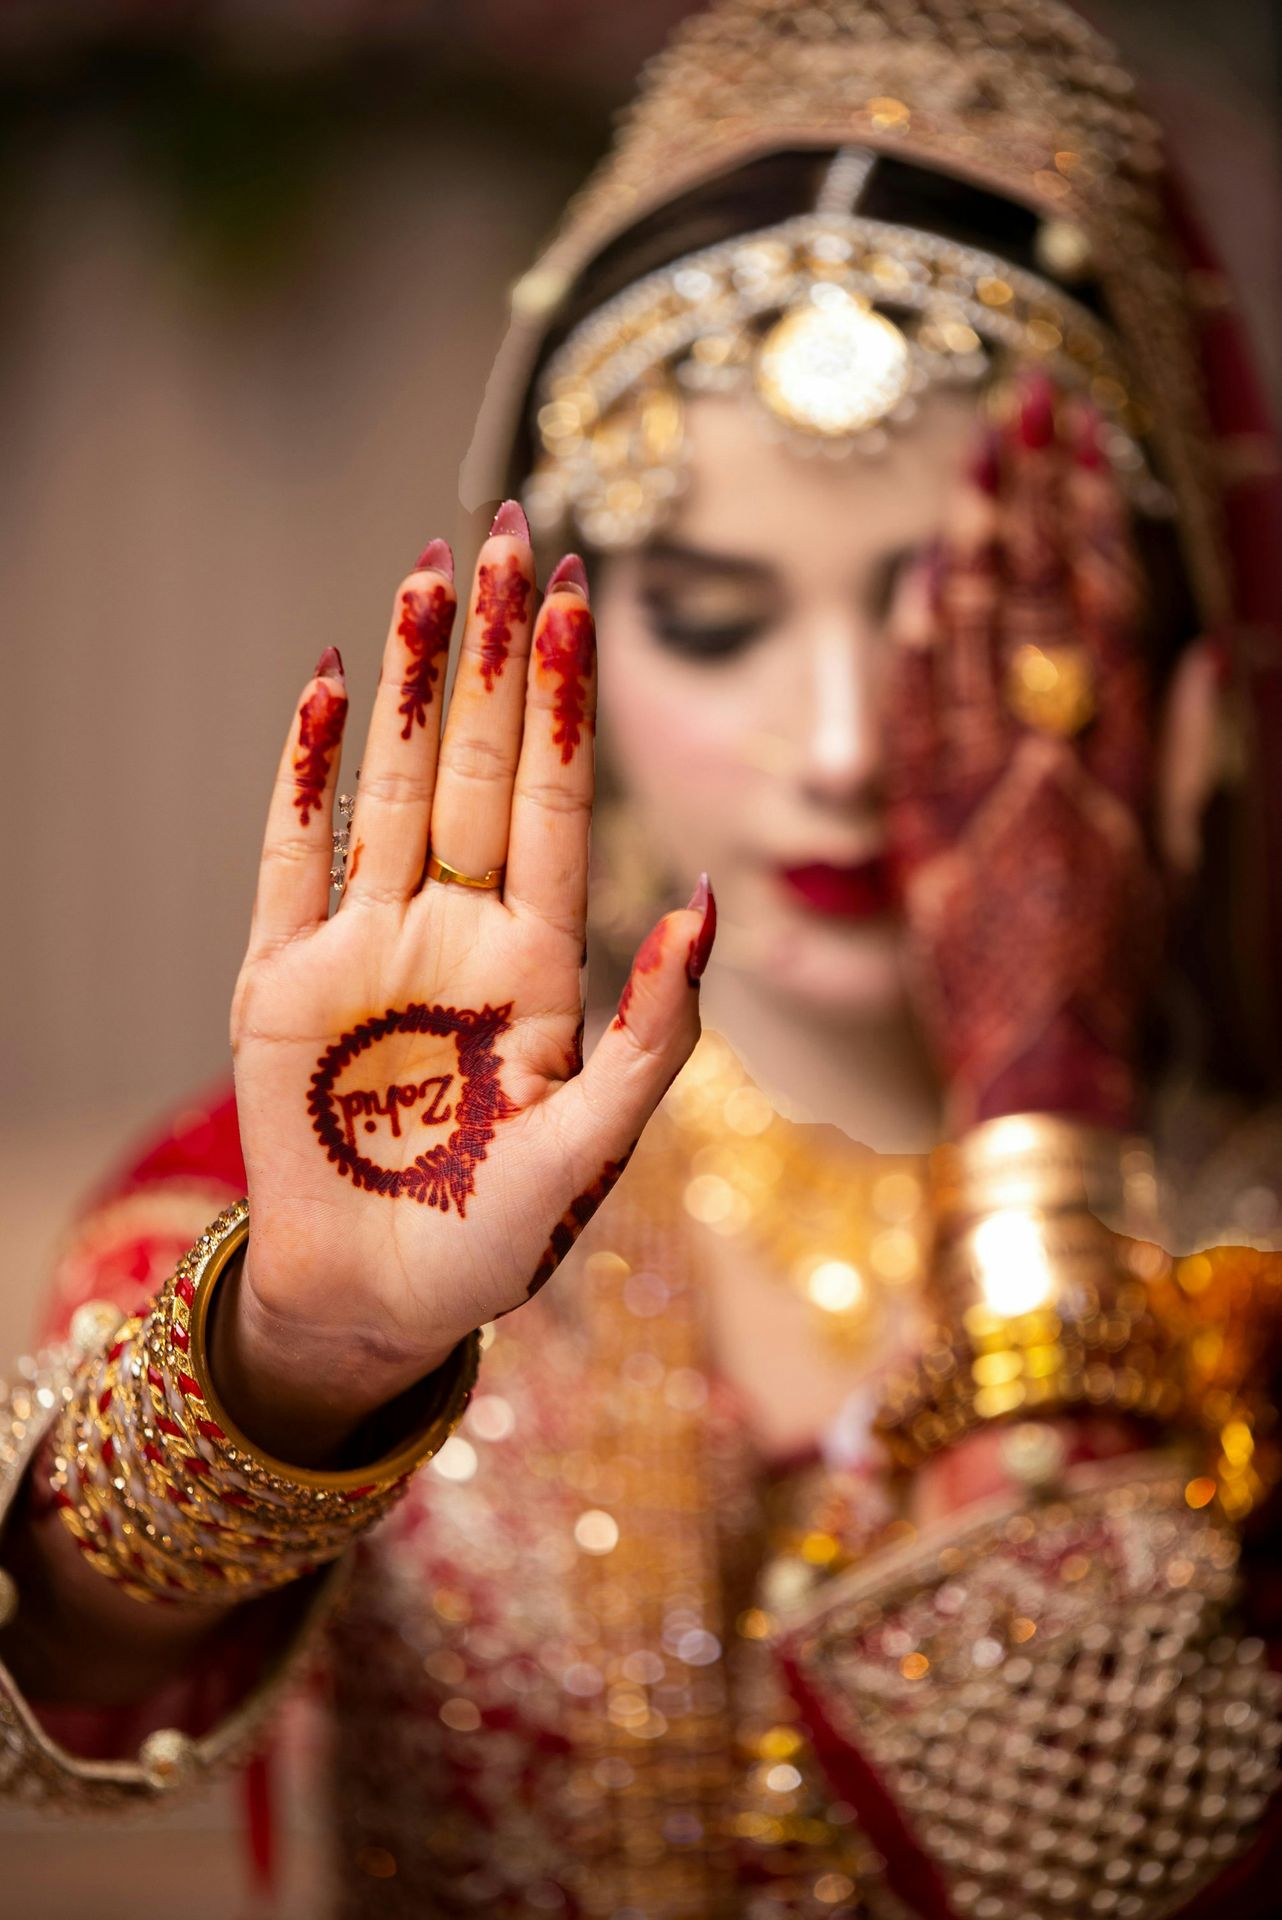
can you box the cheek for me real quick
[599,641,759,840]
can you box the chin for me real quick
[762,915,910,1020]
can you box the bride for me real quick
[3,2,1281,1915]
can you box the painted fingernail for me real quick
[547,552,589,600]
[967,426,1002,495]
[314,646,345,680]
[1017,370,1056,450]
[489,498,531,541]
[685,873,717,984]
[414,537,454,579]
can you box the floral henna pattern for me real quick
[293,683,347,824]
[535,603,595,765]
[475,557,532,691]
[308,1003,518,1214]
[396,583,454,739]
[516,1149,635,1307]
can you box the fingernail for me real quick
[489,498,531,541]
[967,426,1002,495]
[1017,370,1056,450]
[414,537,454,579]
[685,873,716,984]
[314,646,344,679]
[547,552,589,599]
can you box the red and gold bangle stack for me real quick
[48,1200,480,1605]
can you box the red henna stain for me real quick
[308,1003,518,1215]
[612,921,667,1030]
[396,582,454,738]
[294,683,347,824]
[337,1071,455,1150]
[564,1015,585,1080]
[347,839,364,882]
[517,1146,636,1307]
[475,556,532,691]
[535,602,594,765]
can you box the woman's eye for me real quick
[642,600,771,661]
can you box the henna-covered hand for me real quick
[886,373,1163,1132]
[227,513,713,1460]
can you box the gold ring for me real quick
[1006,642,1097,737]
[425,851,504,891]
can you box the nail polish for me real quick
[547,553,589,599]
[314,646,344,679]
[685,873,717,984]
[1017,370,1056,450]
[414,537,454,579]
[966,426,1002,495]
[489,498,531,541]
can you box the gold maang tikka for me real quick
[526,146,1161,552]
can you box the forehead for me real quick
[667,387,981,569]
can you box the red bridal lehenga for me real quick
[4,4,1282,1919]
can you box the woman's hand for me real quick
[886,372,1162,1132]
[225,511,714,1459]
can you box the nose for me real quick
[798,608,883,808]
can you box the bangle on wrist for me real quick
[875,1114,1181,1474]
[50,1201,481,1604]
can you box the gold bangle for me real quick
[876,1117,1181,1472]
[51,1201,482,1603]
[930,1112,1149,1227]
[182,1207,480,1493]
[425,851,504,891]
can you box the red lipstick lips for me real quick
[777,856,895,919]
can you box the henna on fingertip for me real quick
[294,678,347,824]
[395,578,455,738]
[534,600,595,764]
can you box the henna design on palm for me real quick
[308,1004,518,1212]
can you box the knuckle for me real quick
[438,735,518,785]
[514,778,592,819]
[355,767,433,807]
[260,836,317,871]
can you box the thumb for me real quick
[559,873,715,1182]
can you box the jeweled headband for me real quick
[464,0,1233,626]
[524,147,1162,552]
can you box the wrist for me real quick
[219,1251,458,1468]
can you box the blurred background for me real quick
[0,1,1277,1913]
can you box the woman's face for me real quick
[594,387,981,1018]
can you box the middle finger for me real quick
[427,500,536,889]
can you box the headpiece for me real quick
[524,144,1160,552]
[465,0,1233,625]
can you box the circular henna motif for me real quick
[308,1002,517,1214]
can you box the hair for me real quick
[509,148,1275,1106]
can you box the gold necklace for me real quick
[663,1032,931,1356]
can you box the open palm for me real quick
[230,511,711,1431]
